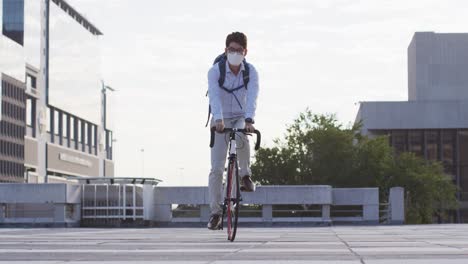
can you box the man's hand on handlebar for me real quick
[215,119,225,133]
[209,126,261,150]
[245,122,255,133]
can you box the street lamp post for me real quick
[100,81,116,177]
[140,148,145,177]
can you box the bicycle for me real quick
[210,127,261,242]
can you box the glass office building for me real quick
[0,0,114,183]
[2,0,24,45]
[356,32,468,223]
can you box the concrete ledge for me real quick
[0,183,81,226]
[243,185,332,204]
[153,187,208,205]
[332,188,379,205]
[0,184,68,203]
[153,185,333,205]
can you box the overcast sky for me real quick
[68,0,468,186]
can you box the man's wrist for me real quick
[245,118,254,124]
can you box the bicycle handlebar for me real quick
[210,127,261,150]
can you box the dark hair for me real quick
[225,32,247,49]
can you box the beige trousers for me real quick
[208,117,251,215]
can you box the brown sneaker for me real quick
[240,175,255,192]
[207,214,222,230]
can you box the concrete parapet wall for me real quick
[150,186,387,224]
[243,185,332,204]
[153,186,332,205]
[332,188,379,205]
[0,183,81,226]
[0,184,404,226]
[332,188,379,223]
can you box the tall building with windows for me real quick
[356,32,468,223]
[0,0,114,183]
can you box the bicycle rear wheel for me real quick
[225,159,240,242]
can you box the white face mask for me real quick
[227,52,244,66]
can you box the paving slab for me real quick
[0,225,467,263]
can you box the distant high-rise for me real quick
[408,32,468,101]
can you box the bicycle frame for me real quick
[222,129,240,240]
[209,127,261,242]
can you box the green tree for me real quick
[252,109,458,224]
[387,153,458,223]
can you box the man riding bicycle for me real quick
[207,32,259,230]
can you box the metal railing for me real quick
[81,184,144,223]
[379,203,390,224]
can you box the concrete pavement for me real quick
[0,225,467,263]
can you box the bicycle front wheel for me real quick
[226,159,240,242]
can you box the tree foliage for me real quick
[252,109,458,224]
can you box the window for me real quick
[408,130,423,157]
[442,130,456,178]
[54,111,60,135]
[69,117,74,140]
[26,99,32,127]
[46,108,51,132]
[2,0,24,45]
[425,130,438,160]
[89,124,94,147]
[391,130,407,154]
[62,114,67,138]
[26,74,37,89]
[459,131,468,201]
[77,120,81,143]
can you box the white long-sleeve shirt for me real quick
[208,61,259,121]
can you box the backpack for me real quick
[205,53,250,127]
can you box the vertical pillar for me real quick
[363,205,379,223]
[66,114,70,148]
[133,185,136,220]
[262,204,272,222]
[72,204,81,222]
[58,111,63,145]
[37,0,50,183]
[50,107,54,143]
[362,188,380,224]
[53,204,66,223]
[389,187,405,224]
[98,84,106,177]
[322,204,331,221]
[142,185,154,221]
[122,185,126,220]
[154,204,172,222]
[0,204,5,222]
[200,205,210,222]
[81,119,85,152]
[74,118,78,150]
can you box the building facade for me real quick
[356,32,468,223]
[0,0,114,183]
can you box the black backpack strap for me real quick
[220,84,244,93]
[205,105,211,127]
[242,62,250,88]
[217,59,226,88]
